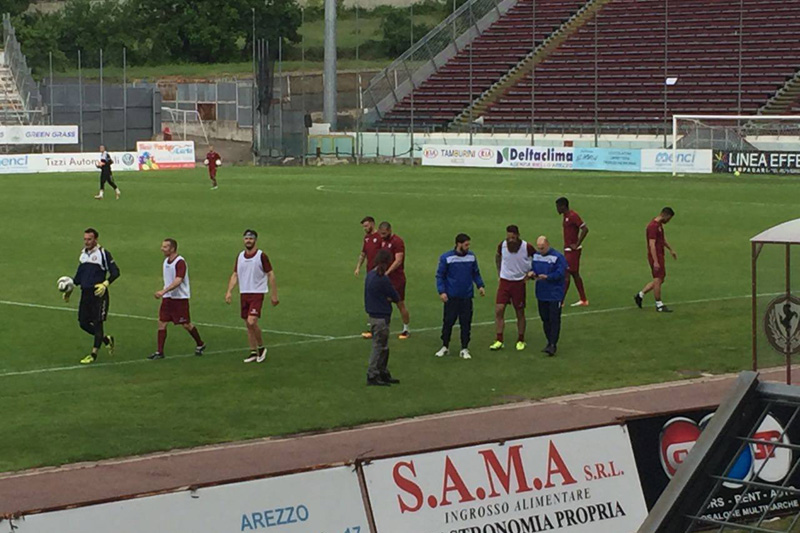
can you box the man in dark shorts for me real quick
[355,215,382,338]
[94,145,120,200]
[556,197,589,307]
[64,228,120,364]
[148,238,206,360]
[635,207,677,313]
[226,229,279,363]
[204,145,222,190]
[491,225,535,351]
[378,221,411,339]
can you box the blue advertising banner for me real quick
[573,148,641,172]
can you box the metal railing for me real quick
[2,13,43,124]
[363,0,514,124]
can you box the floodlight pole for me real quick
[323,0,337,129]
[751,241,758,372]
[663,0,668,148]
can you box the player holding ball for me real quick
[204,145,222,190]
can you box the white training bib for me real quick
[163,255,191,299]
[499,240,532,281]
[236,250,269,294]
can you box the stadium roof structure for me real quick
[752,219,800,245]
[751,219,800,384]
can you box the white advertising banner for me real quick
[0,152,139,174]
[640,149,712,174]
[37,152,139,173]
[136,140,196,170]
[422,145,574,170]
[363,425,648,533]
[9,466,369,533]
[0,125,79,145]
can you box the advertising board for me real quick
[0,125,79,145]
[640,149,712,173]
[422,145,574,170]
[573,148,641,172]
[714,151,800,174]
[136,141,196,170]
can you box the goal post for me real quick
[672,114,800,176]
[161,107,210,145]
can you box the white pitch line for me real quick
[0,300,332,340]
[315,185,781,208]
[0,292,774,380]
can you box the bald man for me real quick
[528,236,567,356]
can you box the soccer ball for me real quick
[57,276,74,293]
[734,170,741,176]
[215,159,222,166]
[203,159,209,166]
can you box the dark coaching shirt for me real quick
[364,269,400,319]
[74,246,120,290]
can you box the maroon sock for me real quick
[563,277,571,304]
[157,330,167,353]
[518,333,525,343]
[187,327,203,346]
[496,332,503,342]
[575,278,588,301]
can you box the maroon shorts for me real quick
[240,293,265,319]
[390,274,406,301]
[209,167,217,178]
[496,279,527,309]
[649,257,666,280]
[564,248,582,274]
[159,298,191,325]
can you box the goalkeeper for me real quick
[64,228,121,364]
[204,145,222,190]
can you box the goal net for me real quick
[672,115,800,175]
[161,107,209,145]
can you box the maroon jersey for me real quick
[381,233,406,281]
[206,151,221,171]
[646,219,665,261]
[562,210,585,250]
[362,231,382,270]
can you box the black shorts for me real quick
[79,289,109,324]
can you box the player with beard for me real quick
[355,216,382,338]
[225,229,279,363]
[490,225,535,351]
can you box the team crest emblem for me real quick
[764,295,800,355]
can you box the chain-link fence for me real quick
[160,81,254,129]
[41,79,161,152]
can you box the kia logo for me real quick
[478,148,493,160]
[424,148,438,158]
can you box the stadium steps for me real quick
[449,0,611,128]
[0,62,27,125]
[758,68,800,116]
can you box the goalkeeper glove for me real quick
[94,280,109,297]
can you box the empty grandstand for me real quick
[367,0,800,134]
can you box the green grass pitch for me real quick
[0,164,796,472]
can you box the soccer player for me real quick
[94,145,120,200]
[635,207,677,313]
[225,229,279,363]
[556,197,589,307]
[435,233,486,360]
[148,239,206,360]
[491,225,535,351]
[364,249,401,386]
[354,215,382,339]
[528,236,567,356]
[64,228,120,364]
[204,145,222,190]
[378,221,411,339]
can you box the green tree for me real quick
[0,0,30,17]
[380,9,431,58]
[13,11,67,75]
